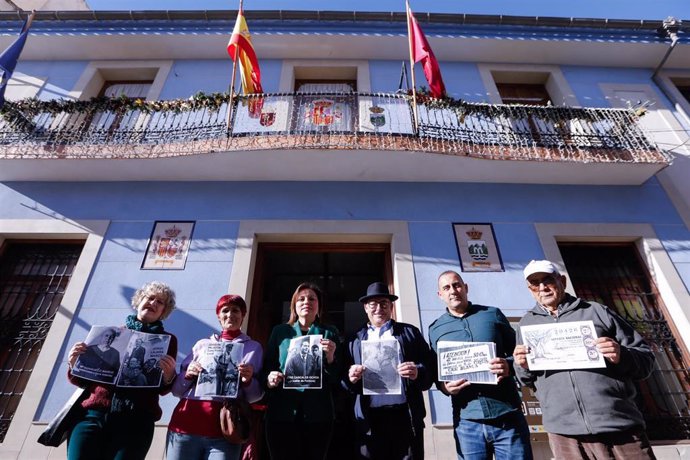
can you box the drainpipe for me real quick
[651,17,682,106]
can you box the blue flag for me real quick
[0,15,32,108]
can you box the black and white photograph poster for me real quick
[195,341,245,398]
[437,341,498,385]
[361,339,402,395]
[72,326,171,388]
[283,335,323,389]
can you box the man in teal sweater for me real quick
[429,271,532,460]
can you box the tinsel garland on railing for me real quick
[0,90,646,127]
[1,91,230,119]
[0,90,665,164]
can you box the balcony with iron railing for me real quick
[0,92,670,183]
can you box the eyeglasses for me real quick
[366,300,392,309]
[527,275,558,290]
[146,295,165,305]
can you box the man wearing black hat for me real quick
[345,282,434,460]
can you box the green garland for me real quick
[409,86,643,126]
[1,88,641,131]
[2,91,230,117]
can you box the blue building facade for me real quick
[0,9,689,459]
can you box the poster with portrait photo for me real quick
[116,332,171,388]
[283,335,322,390]
[194,341,245,398]
[361,339,402,395]
[72,326,170,388]
[72,326,128,385]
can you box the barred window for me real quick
[0,241,83,442]
[559,243,690,440]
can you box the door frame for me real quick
[0,219,108,456]
[535,222,690,362]
[227,220,421,333]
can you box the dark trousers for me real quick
[265,419,333,460]
[358,404,423,460]
[67,409,154,460]
[548,428,656,460]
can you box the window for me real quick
[477,64,577,106]
[675,85,690,104]
[559,243,690,440]
[496,83,552,106]
[291,79,358,132]
[0,241,84,442]
[89,80,154,135]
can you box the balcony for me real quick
[0,92,669,184]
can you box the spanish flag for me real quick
[227,8,263,117]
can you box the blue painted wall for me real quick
[2,179,688,423]
[6,53,690,427]
[159,59,283,98]
[369,60,486,102]
[14,61,89,100]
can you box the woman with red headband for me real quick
[166,294,264,460]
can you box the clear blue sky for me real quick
[87,0,689,21]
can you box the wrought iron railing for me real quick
[0,92,668,164]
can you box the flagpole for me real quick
[26,10,36,30]
[405,0,419,133]
[226,0,243,131]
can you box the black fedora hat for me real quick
[359,282,398,303]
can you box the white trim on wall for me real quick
[278,60,371,93]
[655,70,690,127]
[535,222,690,355]
[0,219,109,458]
[70,60,173,100]
[599,82,690,229]
[477,63,579,106]
[228,220,419,330]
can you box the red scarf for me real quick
[220,329,241,341]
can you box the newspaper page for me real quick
[194,341,245,398]
[283,335,323,389]
[437,341,498,384]
[361,339,402,395]
[520,320,606,371]
[116,332,171,388]
[72,326,171,388]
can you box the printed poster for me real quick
[437,341,498,384]
[361,339,402,395]
[195,341,245,398]
[72,326,171,388]
[520,320,606,371]
[283,335,323,389]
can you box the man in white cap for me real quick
[514,260,656,459]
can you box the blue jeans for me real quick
[166,431,241,460]
[455,411,533,460]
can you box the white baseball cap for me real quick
[523,260,561,280]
